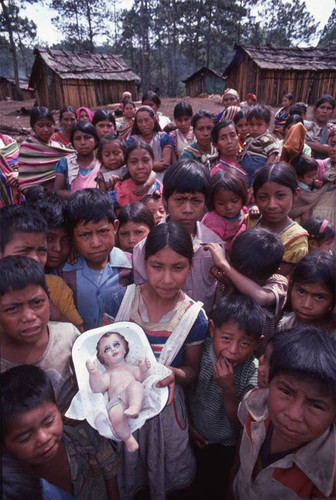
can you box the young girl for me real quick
[141,192,166,224]
[114,141,162,208]
[273,93,293,138]
[116,100,136,140]
[246,162,308,275]
[51,106,77,147]
[96,134,127,191]
[202,169,247,252]
[92,109,116,139]
[18,107,73,192]
[104,222,208,499]
[117,202,155,253]
[127,106,173,182]
[54,121,100,199]
[142,90,170,129]
[234,110,248,153]
[278,251,336,337]
[180,110,217,171]
[75,106,94,122]
[210,121,249,186]
[301,216,335,253]
[169,101,194,159]
[306,94,335,159]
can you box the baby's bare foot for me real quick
[124,405,140,418]
[125,435,139,453]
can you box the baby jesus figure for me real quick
[86,331,150,452]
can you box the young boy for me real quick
[1,364,119,499]
[233,325,336,499]
[241,105,279,185]
[292,155,321,191]
[133,159,224,313]
[31,192,72,271]
[188,295,265,499]
[0,256,79,414]
[0,204,83,329]
[55,189,133,330]
[205,227,287,348]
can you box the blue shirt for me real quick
[56,247,133,330]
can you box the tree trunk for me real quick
[0,0,23,100]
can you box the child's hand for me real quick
[156,367,175,405]
[314,179,323,189]
[5,171,19,187]
[189,424,208,449]
[213,357,235,392]
[204,243,228,272]
[86,359,97,372]
[248,204,260,218]
[210,264,227,283]
[108,175,119,190]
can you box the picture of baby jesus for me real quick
[86,331,150,453]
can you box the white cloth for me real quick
[66,321,171,441]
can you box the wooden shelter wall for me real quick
[0,81,34,101]
[186,75,204,97]
[226,54,336,105]
[34,73,137,109]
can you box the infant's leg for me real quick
[124,380,144,418]
[108,404,139,452]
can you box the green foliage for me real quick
[254,0,319,46]
[318,9,336,46]
[0,0,37,98]
[50,0,113,52]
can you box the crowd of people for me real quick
[0,87,336,500]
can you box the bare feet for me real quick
[125,435,139,453]
[124,405,141,418]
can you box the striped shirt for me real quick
[189,338,258,446]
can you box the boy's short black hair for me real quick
[212,294,265,339]
[67,188,116,228]
[1,365,57,439]
[247,104,271,124]
[292,155,318,178]
[0,205,47,254]
[31,192,70,232]
[0,256,49,298]
[230,227,284,282]
[163,159,210,201]
[269,326,336,397]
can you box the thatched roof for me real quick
[224,45,336,74]
[0,76,32,90]
[183,66,226,83]
[32,47,140,82]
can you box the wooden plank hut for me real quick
[0,76,35,101]
[29,48,140,110]
[183,67,227,97]
[223,45,336,105]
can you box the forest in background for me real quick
[0,0,335,99]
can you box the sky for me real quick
[24,0,334,46]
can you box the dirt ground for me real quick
[0,95,316,143]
